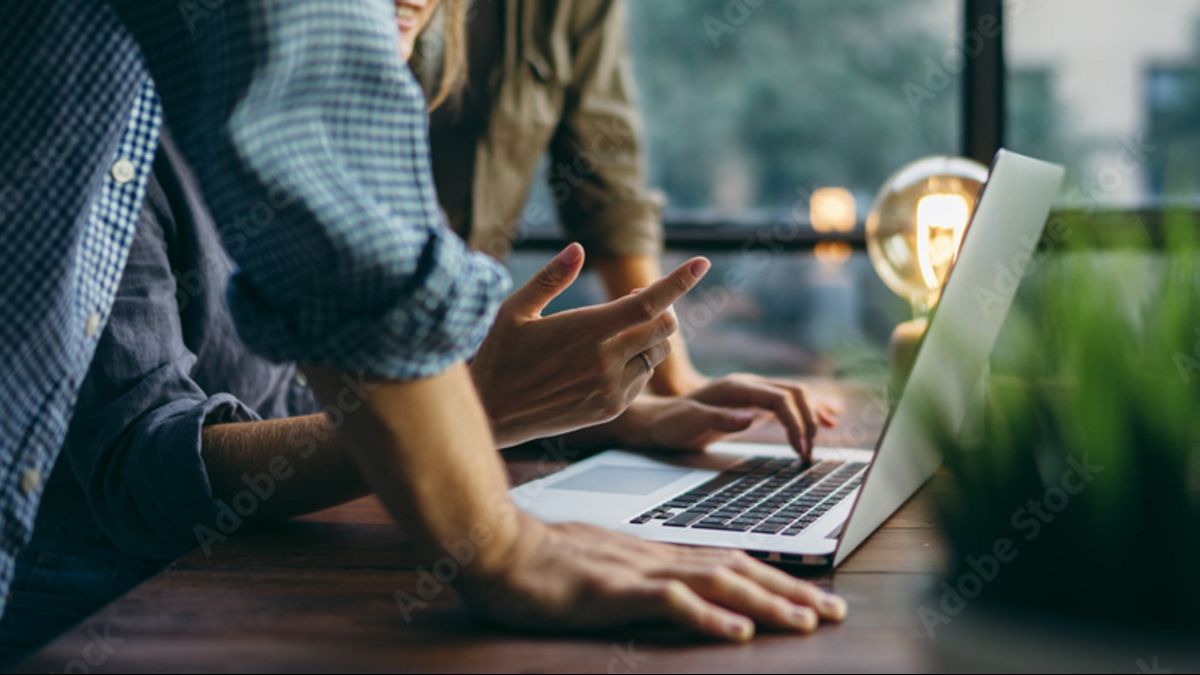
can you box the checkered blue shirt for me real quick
[0,0,510,612]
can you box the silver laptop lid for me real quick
[833,150,1065,566]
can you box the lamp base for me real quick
[888,318,928,390]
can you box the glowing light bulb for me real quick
[915,192,970,290]
[866,156,988,316]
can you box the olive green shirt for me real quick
[427,0,664,260]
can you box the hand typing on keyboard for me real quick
[595,376,840,459]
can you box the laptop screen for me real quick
[833,150,1065,566]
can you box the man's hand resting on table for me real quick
[460,512,847,641]
[470,244,711,447]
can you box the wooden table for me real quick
[20,380,948,673]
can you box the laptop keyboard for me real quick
[628,458,867,536]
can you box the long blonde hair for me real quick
[411,0,468,111]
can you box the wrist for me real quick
[489,422,526,449]
[608,397,663,448]
[650,364,706,397]
[467,360,519,447]
[304,363,520,584]
[456,509,542,594]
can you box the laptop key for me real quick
[694,518,739,530]
[723,520,759,531]
[663,510,708,527]
[730,515,765,527]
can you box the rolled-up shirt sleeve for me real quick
[69,379,255,559]
[111,0,510,379]
[60,177,258,560]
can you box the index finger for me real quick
[596,258,711,333]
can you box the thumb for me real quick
[680,402,757,434]
[506,243,585,318]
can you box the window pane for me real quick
[1007,0,1200,205]
[627,0,962,217]
[515,2,958,372]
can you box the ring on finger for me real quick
[637,351,654,372]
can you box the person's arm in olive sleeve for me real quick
[548,0,705,394]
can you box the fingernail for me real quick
[556,243,583,266]
[820,594,847,621]
[726,619,753,641]
[792,606,818,631]
[689,258,711,279]
[732,411,755,426]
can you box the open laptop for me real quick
[511,150,1065,567]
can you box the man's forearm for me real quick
[201,414,369,521]
[302,363,521,578]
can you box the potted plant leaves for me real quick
[918,215,1200,671]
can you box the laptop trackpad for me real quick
[548,466,693,495]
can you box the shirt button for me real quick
[110,159,136,184]
[20,469,41,496]
[85,312,102,338]
[293,371,309,388]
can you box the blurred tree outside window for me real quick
[626,0,960,215]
